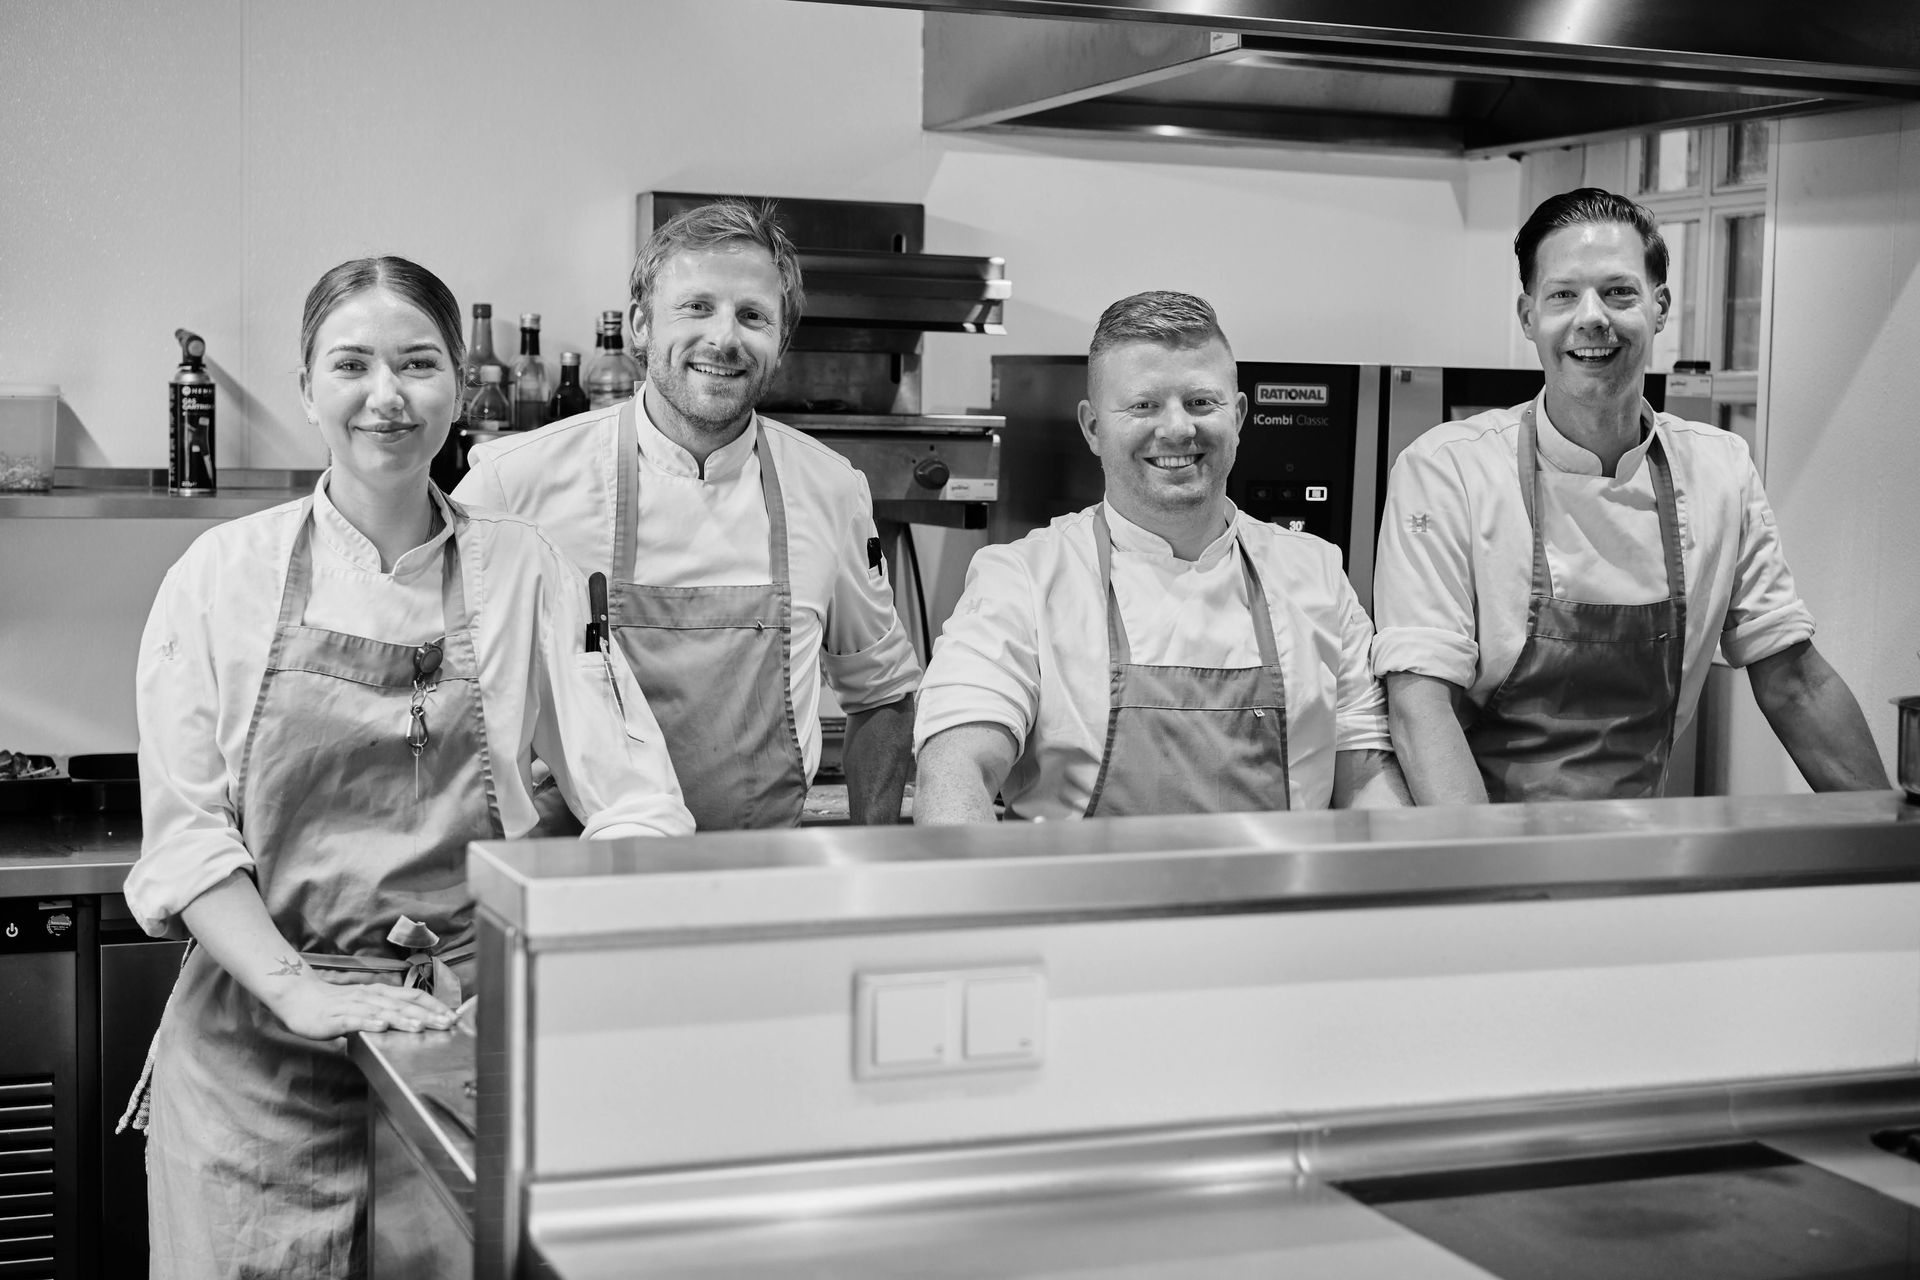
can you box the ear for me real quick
[298,368,316,423]
[1515,289,1536,340]
[627,300,649,354]
[1231,390,1249,437]
[1077,399,1100,455]
[1652,282,1672,333]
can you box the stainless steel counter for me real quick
[0,813,140,896]
[469,789,1920,946]
[0,467,318,519]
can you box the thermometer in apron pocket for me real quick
[585,572,625,717]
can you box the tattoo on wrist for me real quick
[269,955,304,978]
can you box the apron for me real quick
[607,399,807,830]
[144,495,503,1280]
[1465,403,1687,803]
[1080,507,1291,817]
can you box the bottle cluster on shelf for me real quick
[457,304,640,434]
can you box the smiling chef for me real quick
[915,290,1410,822]
[455,200,920,830]
[1372,188,1888,804]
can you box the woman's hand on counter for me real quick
[266,971,455,1042]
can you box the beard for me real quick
[644,342,780,443]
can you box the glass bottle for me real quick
[461,303,509,419]
[467,364,513,435]
[548,350,591,423]
[584,309,641,409]
[510,314,550,432]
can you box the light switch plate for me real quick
[854,965,1046,1080]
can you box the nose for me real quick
[367,363,405,412]
[1159,403,1200,444]
[1571,287,1610,331]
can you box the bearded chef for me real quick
[1372,188,1888,804]
[456,200,920,829]
[914,290,1409,822]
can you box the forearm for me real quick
[1750,642,1891,791]
[913,723,1018,825]
[1333,749,1413,808]
[844,696,915,825]
[1385,673,1489,805]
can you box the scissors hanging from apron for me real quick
[1465,403,1687,803]
[143,493,502,1280]
[1079,507,1291,818]
[607,399,808,831]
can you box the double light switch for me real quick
[855,965,1046,1079]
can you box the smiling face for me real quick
[633,242,785,450]
[1077,337,1246,529]
[299,287,458,494]
[1518,221,1670,416]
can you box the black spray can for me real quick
[169,328,216,494]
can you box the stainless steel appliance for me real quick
[0,896,86,1280]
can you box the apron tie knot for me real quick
[386,916,462,1009]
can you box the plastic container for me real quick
[0,384,58,491]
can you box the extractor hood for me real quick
[851,0,1920,156]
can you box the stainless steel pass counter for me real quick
[369,792,1920,1278]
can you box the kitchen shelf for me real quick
[0,468,318,518]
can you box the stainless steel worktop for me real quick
[0,813,140,896]
[0,467,318,518]
[469,789,1920,946]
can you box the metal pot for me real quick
[1896,696,1920,802]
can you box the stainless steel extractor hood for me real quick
[844,0,1920,156]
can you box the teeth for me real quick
[691,364,743,377]
[1148,456,1197,469]
[1571,348,1615,359]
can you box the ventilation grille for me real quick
[0,1077,56,1279]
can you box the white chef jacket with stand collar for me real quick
[1370,393,1815,733]
[453,392,922,783]
[914,500,1392,818]
[127,475,693,939]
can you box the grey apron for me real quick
[1081,507,1291,817]
[144,495,502,1279]
[608,400,807,830]
[1465,403,1687,802]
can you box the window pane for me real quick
[1722,214,1765,371]
[1650,219,1698,372]
[1725,121,1771,186]
[1638,129,1701,194]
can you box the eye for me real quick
[681,300,710,315]
[332,358,365,373]
[404,356,443,372]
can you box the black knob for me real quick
[913,457,952,490]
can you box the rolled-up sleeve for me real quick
[1371,444,1483,688]
[913,545,1041,753]
[525,537,695,838]
[820,471,921,713]
[1719,458,1815,667]
[1332,571,1394,754]
[126,558,254,939]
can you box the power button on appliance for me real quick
[4,923,17,940]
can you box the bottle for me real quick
[584,310,641,409]
[510,314,550,432]
[169,328,216,494]
[461,303,508,419]
[467,365,513,435]
[548,350,590,422]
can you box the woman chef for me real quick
[124,256,693,1278]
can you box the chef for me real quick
[128,256,691,1278]
[455,200,921,829]
[1372,188,1888,804]
[914,291,1408,822]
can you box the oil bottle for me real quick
[169,328,216,494]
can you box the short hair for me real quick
[300,256,464,372]
[629,200,806,356]
[1515,188,1669,292]
[1087,291,1232,362]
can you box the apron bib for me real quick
[145,495,502,1280]
[608,400,807,830]
[1466,405,1687,803]
[1081,508,1291,818]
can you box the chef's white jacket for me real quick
[127,478,693,939]
[915,501,1393,817]
[454,394,922,781]
[1371,395,1815,732]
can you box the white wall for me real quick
[1731,104,1920,790]
[0,0,1520,754]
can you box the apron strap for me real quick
[1093,506,1277,669]
[614,395,790,588]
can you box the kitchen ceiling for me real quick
[835,0,1920,156]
